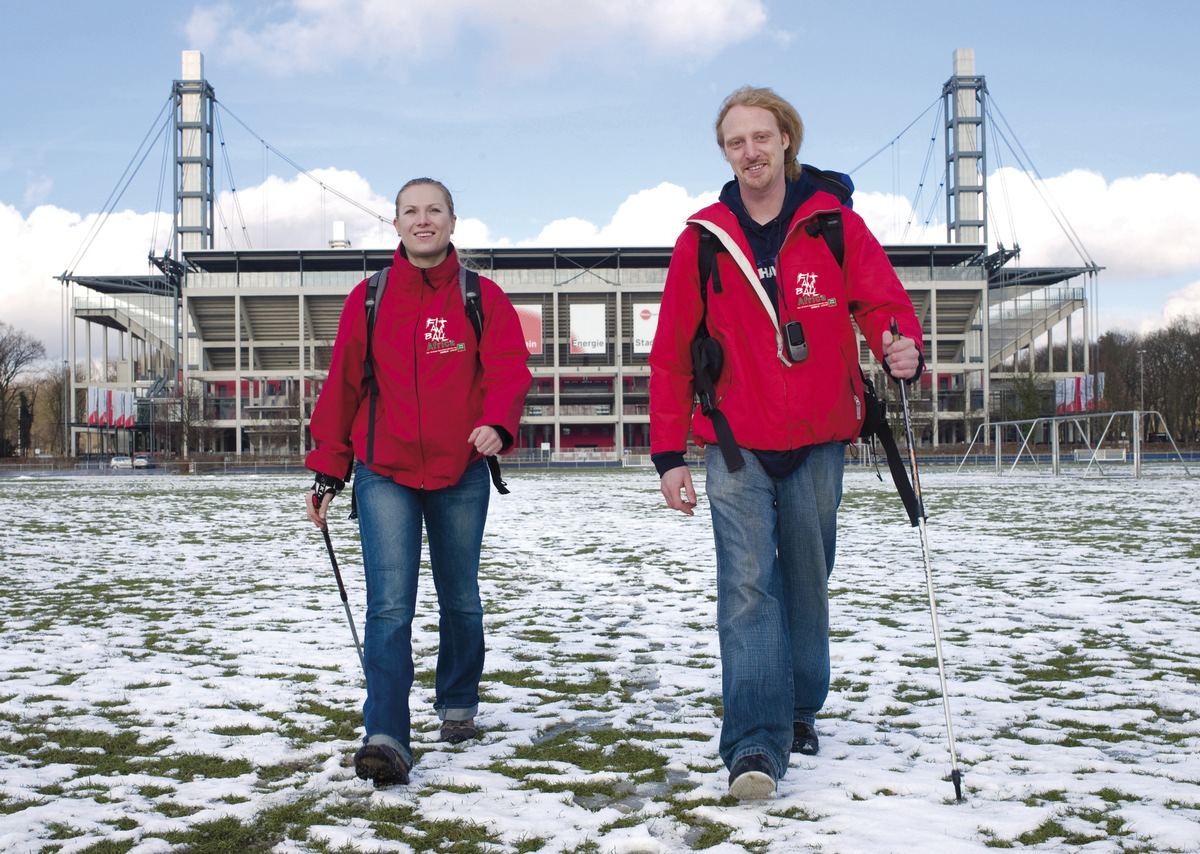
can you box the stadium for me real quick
[61,49,1099,463]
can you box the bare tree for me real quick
[1097,317,1200,443]
[30,362,71,455]
[0,322,48,457]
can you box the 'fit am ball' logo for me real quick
[425,317,465,354]
[794,272,837,310]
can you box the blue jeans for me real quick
[704,442,844,779]
[353,459,490,766]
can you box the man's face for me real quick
[720,104,790,193]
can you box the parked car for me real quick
[133,453,154,469]
[111,455,133,469]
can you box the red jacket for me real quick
[307,246,531,490]
[649,190,922,456]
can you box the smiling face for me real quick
[394,182,456,268]
[719,104,791,196]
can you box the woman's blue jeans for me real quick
[352,459,490,766]
[704,442,844,780]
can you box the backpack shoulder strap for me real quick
[800,164,851,268]
[691,229,744,472]
[805,212,845,269]
[361,266,391,466]
[457,265,510,495]
[697,230,724,299]
[364,266,390,362]
[459,267,484,343]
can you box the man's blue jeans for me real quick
[352,460,490,767]
[704,442,844,780]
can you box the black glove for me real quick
[311,472,345,507]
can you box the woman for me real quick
[305,178,531,787]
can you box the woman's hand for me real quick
[468,425,503,456]
[306,489,333,529]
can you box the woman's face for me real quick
[394,183,456,268]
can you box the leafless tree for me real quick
[0,322,48,456]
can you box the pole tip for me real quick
[952,768,964,802]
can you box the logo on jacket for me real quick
[794,273,837,310]
[425,317,466,354]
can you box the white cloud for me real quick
[853,191,943,245]
[855,168,1200,333]
[210,168,396,250]
[981,169,1200,278]
[517,183,718,248]
[1164,280,1200,323]
[186,0,768,75]
[861,168,1200,279]
[0,202,173,354]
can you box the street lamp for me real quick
[1137,349,1145,413]
[62,359,69,457]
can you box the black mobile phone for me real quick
[784,321,808,362]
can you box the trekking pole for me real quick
[315,497,366,677]
[890,319,964,803]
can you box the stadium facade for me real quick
[61,50,1098,460]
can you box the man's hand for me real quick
[660,466,697,516]
[882,324,920,380]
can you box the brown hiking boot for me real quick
[439,718,478,744]
[353,743,410,788]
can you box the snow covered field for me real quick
[2,467,1198,853]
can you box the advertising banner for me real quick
[569,304,606,354]
[515,305,543,356]
[632,302,660,354]
[1055,374,1105,414]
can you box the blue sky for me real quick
[3,0,1199,352]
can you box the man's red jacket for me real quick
[650,190,923,457]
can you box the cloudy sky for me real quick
[3,0,1199,352]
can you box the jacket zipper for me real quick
[415,269,431,487]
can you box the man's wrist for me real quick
[652,451,687,478]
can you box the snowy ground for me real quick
[2,466,1199,853]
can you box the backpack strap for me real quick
[692,231,744,471]
[458,266,510,495]
[362,266,391,467]
[459,267,484,342]
[857,371,921,525]
[805,212,844,268]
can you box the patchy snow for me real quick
[1,467,1198,852]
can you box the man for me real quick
[649,86,923,800]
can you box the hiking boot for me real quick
[439,718,478,744]
[728,753,776,800]
[354,743,410,788]
[791,721,819,756]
